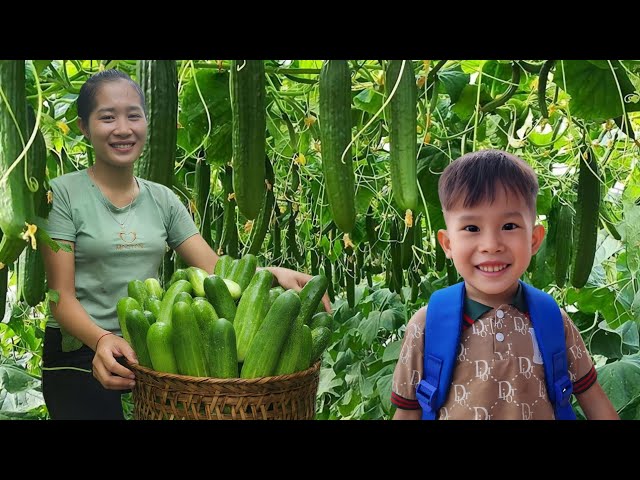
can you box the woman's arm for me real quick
[174,234,219,274]
[41,240,137,390]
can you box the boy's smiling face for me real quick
[437,185,545,307]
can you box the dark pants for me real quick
[42,327,125,420]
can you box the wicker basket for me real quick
[127,361,321,420]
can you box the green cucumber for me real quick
[156,279,193,326]
[135,60,177,188]
[310,326,331,364]
[228,253,258,292]
[203,274,237,322]
[171,302,209,377]
[310,312,332,330]
[385,60,418,213]
[207,318,238,378]
[146,321,179,374]
[127,279,150,310]
[186,266,208,297]
[144,277,164,300]
[223,278,242,300]
[214,255,234,278]
[145,297,162,319]
[192,297,219,341]
[274,314,304,375]
[234,269,274,362]
[174,292,193,305]
[240,289,301,378]
[571,146,600,288]
[297,274,329,325]
[116,296,141,344]
[169,268,189,286]
[230,60,266,220]
[319,60,355,233]
[125,309,152,368]
[297,324,313,372]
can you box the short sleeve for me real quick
[391,307,427,409]
[45,178,77,242]
[561,308,597,393]
[165,187,199,249]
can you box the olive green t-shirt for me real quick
[45,169,199,335]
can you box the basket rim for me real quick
[126,359,321,385]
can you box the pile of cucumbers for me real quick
[117,254,332,379]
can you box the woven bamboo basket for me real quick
[127,360,321,420]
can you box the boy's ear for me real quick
[437,229,452,259]
[531,224,545,254]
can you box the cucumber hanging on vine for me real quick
[319,60,355,233]
[385,60,418,213]
[571,146,601,288]
[230,60,266,220]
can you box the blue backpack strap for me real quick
[520,281,576,420]
[417,281,465,420]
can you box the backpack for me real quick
[415,280,576,420]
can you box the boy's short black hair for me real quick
[438,149,539,218]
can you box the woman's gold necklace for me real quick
[88,166,137,232]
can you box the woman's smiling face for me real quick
[79,78,147,169]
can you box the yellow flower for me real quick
[294,153,306,166]
[405,209,413,228]
[56,121,70,135]
[244,220,254,233]
[304,116,316,127]
[228,192,236,201]
[47,190,53,204]
[343,233,354,249]
[22,222,38,250]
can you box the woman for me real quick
[41,68,329,420]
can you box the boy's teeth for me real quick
[113,144,134,149]
[478,264,507,272]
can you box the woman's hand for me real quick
[91,333,138,390]
[265,266,332,313]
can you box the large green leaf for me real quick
[556,60,640,121]
[417,144,457,211]
[376,373,394,413]
[451,84,492,121]
[0,361,45,418]
[460,60,486,74]
[317,366,343,398]
[589,320,639,360]
[597,354,640,416]
[437,67,469,104]
[360,311,381,346]
[353,88,384,115]
[382,339,402,363]
[177,69,232,164]
[482,60,515,98]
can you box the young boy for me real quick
[391,149,618,420]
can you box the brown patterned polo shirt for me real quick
[391,294,596,420]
